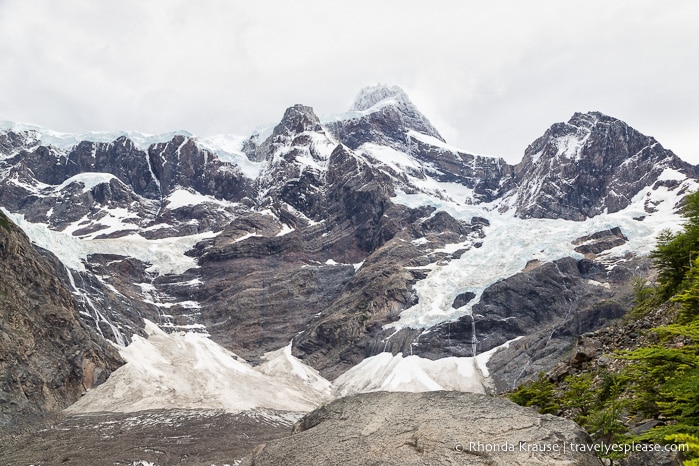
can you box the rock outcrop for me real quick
[240,391,603,465]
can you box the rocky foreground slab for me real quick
[241,391,603,465]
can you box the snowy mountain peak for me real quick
[350,84,411,112]
[324,85,445,152]
[534,111,665,164]
[4,92,699,445]
[251,104,335,166]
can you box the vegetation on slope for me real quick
[509,190,699,465]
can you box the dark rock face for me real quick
[482,255,649,391]
[65,253,168,344]
[148,135,252,201]
[573,227,628,255]
[4,137,159,198]
[291,237,427,377]
[193,234,358,362]
[240,391,603,466]
[67,138,160,198]
[2,133,251,202]
[0,129,40,158]
[509,111,696,220]
[453,291,477,308]
[322,144,399,256]
[0,211,123,432]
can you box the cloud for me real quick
[1,0,697,163]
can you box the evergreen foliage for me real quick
[507,372,558,415]
[651,190,699,299]
[666,434,699,466]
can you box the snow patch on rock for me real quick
[1,209,213,274]
[332,338,521,397]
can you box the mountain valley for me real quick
[1,84,697,464]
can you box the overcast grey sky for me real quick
[1,0,697,163]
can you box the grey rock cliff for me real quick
[0,210,123,432]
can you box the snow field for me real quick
[333,337,521,397]
[66,321,522,415]
[66,321,332,414]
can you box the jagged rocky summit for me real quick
[508,111,696,220]
[0,84,697,439]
